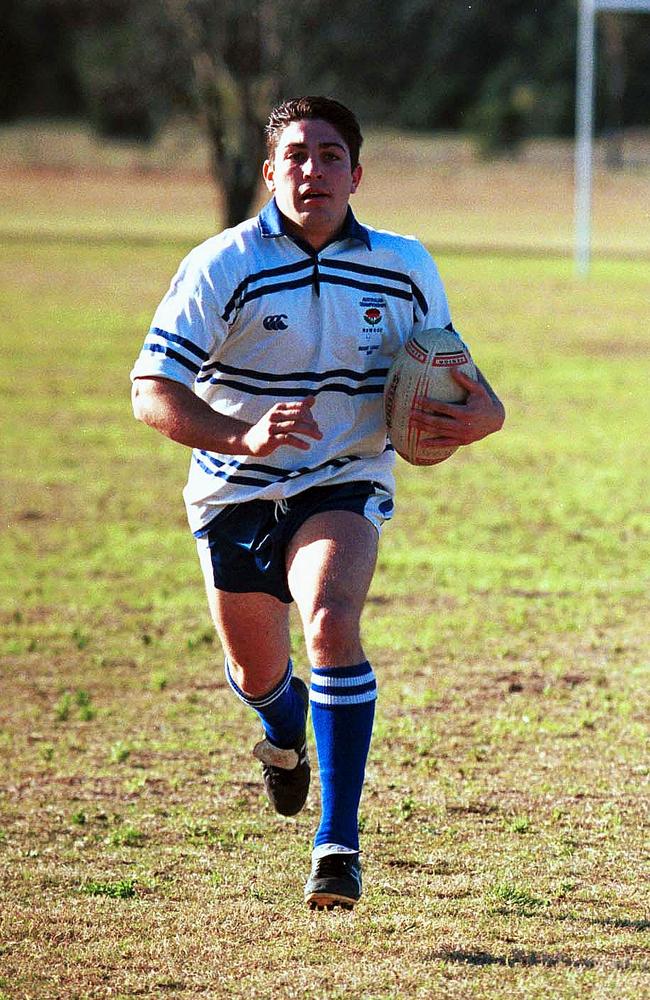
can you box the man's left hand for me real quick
[412,369,505,449]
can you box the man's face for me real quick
[263,118,362,250]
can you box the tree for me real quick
[3,0,650,218]
[601,12,626,168]
[168,0,283,227]
[0,0,82,121]
[71,1,186,141]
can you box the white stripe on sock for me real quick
[225,657,293,708]
[310,669,375,689]
[310,688,377,706]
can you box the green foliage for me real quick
[55,689,96,723]
[109,742,132,765]
[150,670,168,691]
[4,1,650,150]
[71,628,89,649]
[507,816,532,835]
[54,691,73,722]
[110,825,145,848]
[82,878,137,899]
[76,689,96,721]
[72,4,186,141]
[0,0,81,120]
[487,881,549,916]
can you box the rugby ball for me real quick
[383,327,477,466]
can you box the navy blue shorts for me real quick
[196,481,394,604]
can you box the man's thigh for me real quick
[285,509,379,640]
[284,481,388,619]
[197,539,291,693]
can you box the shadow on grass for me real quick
[591,918,650,932]
[430,950,648,972]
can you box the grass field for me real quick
[1,120,650,256]
[1,128,649,999]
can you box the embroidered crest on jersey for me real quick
[359,295,387,308]
[360,296,386,327]
[358,295,385,355]
[360,294,386,337]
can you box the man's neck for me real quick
[281,212,348,254]
[283,222,335,253]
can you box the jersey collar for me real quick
[258,198,372,251]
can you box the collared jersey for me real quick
[130,199,455,535]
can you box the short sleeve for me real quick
[130,248,227,388]
[408,243,454,334]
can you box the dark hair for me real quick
[265,96,363,170]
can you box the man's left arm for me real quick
[408,245,505,447]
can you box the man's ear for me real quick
[351,163,363,195]
[262,159,275,192]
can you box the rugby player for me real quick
[131,96,505,909]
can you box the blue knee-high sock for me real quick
[310,661,377,853]
[225,659,306,750]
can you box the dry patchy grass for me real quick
[0,159,649,999]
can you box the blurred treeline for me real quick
[3,1,649,152]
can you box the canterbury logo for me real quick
[263,314,288,331]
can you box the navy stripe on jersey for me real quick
[197,361,389,383]
[143,328,209,376]
[234,273,417,312]
[199,378,384,398]
[320,258,429,316]
[320,257,413,286]
[198,453,291,479]
[231,273,317,316]
[222,260,313,321]
[148,328,209,362]
[319,272,412,302]
[224,265,426,319]
[193,457,277,490]
[192,452,360,499]
[191,448,393,522]
[143,341,202,376]
[196,445,394,481]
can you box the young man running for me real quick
[131,96,505,910]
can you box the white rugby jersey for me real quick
[131,199,455,535]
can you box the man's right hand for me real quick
[133,377,322,457]
[242,396,323,456]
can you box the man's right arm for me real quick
[132,376,322,457]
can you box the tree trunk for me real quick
[172,0,280,227]
[602,13,626,171]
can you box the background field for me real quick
[0,130,649,999]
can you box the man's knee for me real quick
[304,601,362,662]
[227,655,289,699]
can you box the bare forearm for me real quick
[132,377,251,454]
[132,376,323,457]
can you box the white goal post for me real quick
[575,0,650,273]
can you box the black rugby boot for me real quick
[304,852,362,910]
[252,677,310,816]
